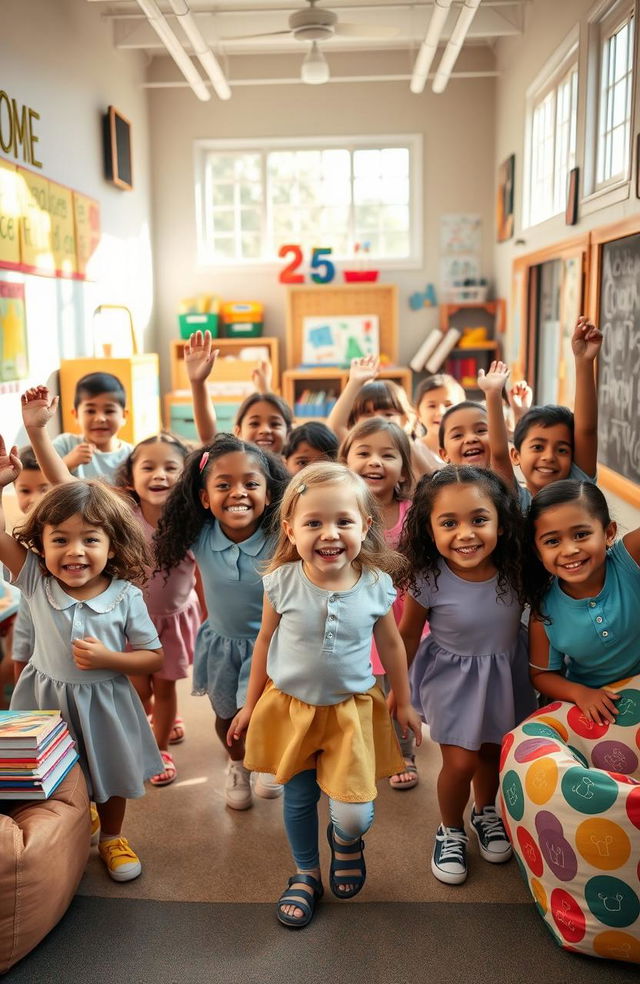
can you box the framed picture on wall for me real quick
[496,154,515,242]
[565,167,579,225]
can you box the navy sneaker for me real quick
[431,824,468,884]
[470,804,512,863]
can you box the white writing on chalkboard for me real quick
[597,236,640,485]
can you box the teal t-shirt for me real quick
[542,539,640,688]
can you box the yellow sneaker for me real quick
[98,837,142,882]
[90,805,100,845]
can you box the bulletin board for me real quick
[588,214,640,507]
[286,284,398,367]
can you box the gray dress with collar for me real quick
[10,551,163,802]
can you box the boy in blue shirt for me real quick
[53,371,132,481]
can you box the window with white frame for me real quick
[595,3,635,187]
[195,136,421,266]
[525,44,579,227]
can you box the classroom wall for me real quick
[148,46,497,397]
[0,0,155,446]
[493,0,640,530]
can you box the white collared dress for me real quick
[10,551,163,802]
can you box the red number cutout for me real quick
[278,244,304,283]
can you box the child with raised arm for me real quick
[477,316,602,511]
[0,433,163,882]
[526,480,640,724]
[185,329,292,454]
[228,462,421,928]
[53,371,132,481]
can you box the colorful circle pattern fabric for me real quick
[500,676,640,964]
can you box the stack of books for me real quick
[294,389,338,418]
[0,711,78,800]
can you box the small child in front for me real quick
[53,371,132,481]
[228,462,421,928]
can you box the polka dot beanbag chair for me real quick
[500,676,640,964]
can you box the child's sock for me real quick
[99,831,121,842]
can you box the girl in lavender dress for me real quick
[398,466,535,886]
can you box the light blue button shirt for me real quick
[13,550,160,685]
[264,561,396,705]
[52,433,133,482]
[543,539,640,688]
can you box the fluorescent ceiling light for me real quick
[134,0,210,101]
[167,0,231,101]
[432,0,482,94]
[301,42,330,85]
[410,0,453,94]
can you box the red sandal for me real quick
[169,717,185,745]
[150,751,177,787]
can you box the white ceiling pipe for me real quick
[167,0,231,101]
[410,0,453,94]
[432,0,482,94]
[134,0,211,101]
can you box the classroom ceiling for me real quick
[89,0,526,89]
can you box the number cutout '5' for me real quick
[310,248,335,284]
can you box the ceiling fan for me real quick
[227,0,399,84]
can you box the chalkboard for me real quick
[597,232,640,484]
[102,106,133,191]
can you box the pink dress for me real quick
[371,498,412,675]
[136,507,202,680]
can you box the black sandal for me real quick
[276,873,323,928]
[326,823,367,900]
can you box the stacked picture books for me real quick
[0,710,78,800]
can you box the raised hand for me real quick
[572,316,603,362]
[508,379,533,415]
[477,360,510,394]
[251,359,273,394]
[184,330,219,383]
[348,354,380,386]
[0,435,21,488]
[21,386,59,431]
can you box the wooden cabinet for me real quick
[438,301,505,399]
[59,355,160,445]
[169,337,280,392]
[282,366,412,423]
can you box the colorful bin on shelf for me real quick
[500,676,640,965]
[178,312,219,339]
[221,301,263,338]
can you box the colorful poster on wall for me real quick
[17,167,54,275]
[496,154,515,243]
[440,214,482,254]
[302,315,379,367]
[0,160,21,267]
[0,280,28,381]
[73,192,101,278]
[48,180,76,277]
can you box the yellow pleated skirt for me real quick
[243,680,405,802]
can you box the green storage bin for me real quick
[223,321,263,338]
[178,313,219,339]
[169,403,198,441]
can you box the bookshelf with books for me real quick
[282,367,412,424]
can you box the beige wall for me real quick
[148,47,496,397]
[494,0,640,530]
[1,0,154,446]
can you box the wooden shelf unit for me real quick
[169,336,280,392]
[282,366,412,423]
[436,301,505,396]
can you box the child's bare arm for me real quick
[22,387,75,486]
[252,360,273,395]
[398,594,428,667]
[0,437,28,578]
[327,356,379,442]
[477,361,516,489]
[184,330,219,444]
[411,440,440,478]
[373,610,422,744]
[227,596,280,744]
[571,316,602,477]
[508,380,532,424]
[72,638,163,675]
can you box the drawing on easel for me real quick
[0,281,28,381]
[301,315,379,367]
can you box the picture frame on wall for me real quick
[102,106,133,191]
[496,154,515,242]
[566,167,579,225]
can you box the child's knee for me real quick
[329,799,374,840]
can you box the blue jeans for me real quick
[283,769,374,870]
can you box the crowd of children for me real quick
[0,313,638,928]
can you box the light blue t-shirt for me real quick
[12,550,160,685]
[52,433,133,482]
[542,539,640,688]
[191,521,274,641]
[264,561,396,706]
[517,462,596,513]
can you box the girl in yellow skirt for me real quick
[228,462,422,928]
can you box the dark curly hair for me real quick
[524,479,613,622]
[114,432,192,506]
[398,465,525,603]
[14,480,150,583]
[513,405,574,451]
[154,433,290,573]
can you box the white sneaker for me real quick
[225,760,252,810]
[254,772,283,799]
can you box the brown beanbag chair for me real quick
[0,763,90,974]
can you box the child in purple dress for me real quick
[398,466,535,886]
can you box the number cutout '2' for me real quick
[278,244,304,284]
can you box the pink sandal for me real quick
[150,751,177,786]
[169,717,185,745]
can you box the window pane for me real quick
[213,236,235,258]
[212,183,234,206]
[212,209,234,233]
[381,148,409,178]
[612,79,628,127]
[240,234,260,258]
[383,230,410,256]
[353,149,380,178]
[614,23,629,80]
[610,124,626,175]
